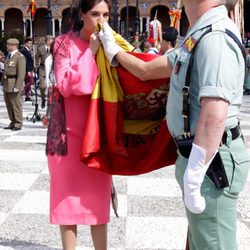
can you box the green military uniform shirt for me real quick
[166,5,245,138]
[35,45,50,68]
[2,51,26,93]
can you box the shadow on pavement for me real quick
[0,240,60,250]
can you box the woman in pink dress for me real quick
[47,0,112,249]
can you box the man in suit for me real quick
[2,38,26,131]
[21,37,34,102]
[35,35,54,108]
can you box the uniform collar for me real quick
[166,48,175,53]
[9,50,18,58]
[184,5,228,40]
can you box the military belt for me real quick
[174,124,241,158]
[3,75,17,79]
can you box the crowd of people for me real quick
[0,0,250,250]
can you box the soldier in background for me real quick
[161,27,178,54]
[35,35,54,109]
[2,38,26,131]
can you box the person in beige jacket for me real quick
[35,35,53,109]
[2,38,26,131]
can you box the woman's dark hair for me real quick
[81,0,111,14]
[61,0,111,33]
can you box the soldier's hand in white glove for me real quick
[98,22,123,66]
[183,143,217,214]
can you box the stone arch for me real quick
[61,7,71,32]
[4,8,24,36]
[34,8,47,37]
[180,7,189,37]
[62,7,71,20]
[150,5,170,32]
[244,0,250,33]
[120,6,140,38]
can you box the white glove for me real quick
[13,87,19,93]
[183,143,217,214]
[98,22,123,66]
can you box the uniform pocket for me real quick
[229,149,250,195]
[220,141,250,196]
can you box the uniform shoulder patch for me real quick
[183,36,197,52]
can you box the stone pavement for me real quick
[0,94,249,250]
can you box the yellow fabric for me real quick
[123,119,163,135]
[92,25,162,135]
[91,27,133,102]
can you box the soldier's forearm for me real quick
[194,98,229,163]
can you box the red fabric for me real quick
[81,52,177,175]
[147,38,155,45]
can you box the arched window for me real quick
[5,8,23,36]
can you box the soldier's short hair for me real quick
[219,0,238,11]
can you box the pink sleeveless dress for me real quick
[47,32,112,225]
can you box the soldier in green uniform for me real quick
[2,38,26,131]
[35,35,54,108]
[98,0,250,249]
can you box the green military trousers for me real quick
[175,133,250,250]
[4,91,23,128]
[38,67,46,102]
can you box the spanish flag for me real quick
[27,0,37,17]
[81,29,177,175]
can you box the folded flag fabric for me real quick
[81,29,177,175]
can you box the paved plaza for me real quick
[0,94,249,250]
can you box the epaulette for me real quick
[16,51,23,56]
[211,20,226,32]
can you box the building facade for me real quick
[0,0,248,41]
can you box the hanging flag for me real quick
[27,0,37,17]
[169,0,182,30]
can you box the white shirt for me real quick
[24,46,30,51]
[9,49,18,58]
[146,47,159,54]
[0,62,4,71]
[45,55,55,87]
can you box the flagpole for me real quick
[31,10,35,44]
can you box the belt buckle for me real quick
[183,131,191,139]
[182,86,190,96]
[3,75,7,79]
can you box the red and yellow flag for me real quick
[27,0,37,17]
[81,28,177,175]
